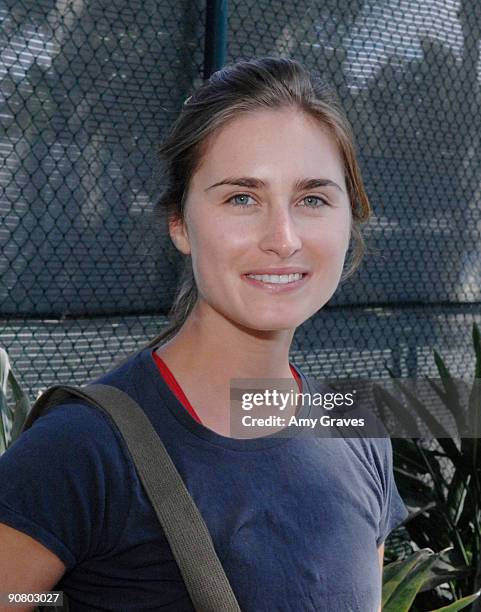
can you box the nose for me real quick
[258,206,302,258]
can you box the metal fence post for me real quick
[203,0,228,79]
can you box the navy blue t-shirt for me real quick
[0,346,408,611]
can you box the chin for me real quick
[240,314,307,332]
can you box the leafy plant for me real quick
[383,548,480,611]
[0,347,31,453]
[377,323,481,610]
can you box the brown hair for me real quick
[119,56,371,363]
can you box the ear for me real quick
[169,215,191,255]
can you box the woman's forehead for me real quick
[194,109,345,189]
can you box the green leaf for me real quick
[419,551,472,593]
[390,377,456,439]
[7,369,31,444]
[393,438,430,474]
[372,383,420,437]
[423,380,465,465]
[0,390,8,454]
[383,552,439,611]
[468,324,481,461]
[0,348,11,452]
[432,350,469,438]
[382,549,434,607]
[446,470,470,527]
[0,347,10,394]
[473,323,481,379]
[429,589,481,611]
[467,376,481,439]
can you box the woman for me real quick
[0,57,408,611]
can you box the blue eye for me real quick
[302,195,329,208]
[227,194,253,207]
[226,194,329,208]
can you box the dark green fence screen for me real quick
[1,0,480,399]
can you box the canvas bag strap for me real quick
[23,383,241,612]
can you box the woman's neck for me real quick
[154,304,299,436]
[158,303,296,378]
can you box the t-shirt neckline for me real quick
[139,344,313,451]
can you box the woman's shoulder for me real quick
[28,348,145,453]
[0,390,137,489]
[5,346,154,493]
[0,391,137,571]
[30,397,130,456]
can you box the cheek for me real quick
[191,214,250,264]
[309,221,350,263]
[189,229,238,294]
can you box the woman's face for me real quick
[170,107,352,332]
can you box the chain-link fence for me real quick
[1,0,480,400]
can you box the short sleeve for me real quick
[0,401,133,571]
[376,437,409,546]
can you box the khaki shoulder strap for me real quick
[24,384,240,612]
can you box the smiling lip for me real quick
[244,267,308,275]
[242,271,309,293]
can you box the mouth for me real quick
[242,272,309,292]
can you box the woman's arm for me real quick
[378,544,385,612]
[0,522,66,612]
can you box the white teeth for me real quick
[247,273,303,284]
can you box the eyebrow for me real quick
[205,176,345,194]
